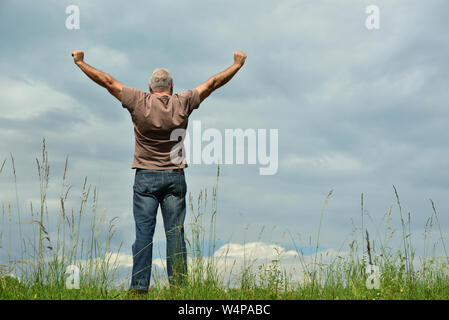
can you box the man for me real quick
[71,49,247,292]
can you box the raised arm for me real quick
[71,50,124,102]
[195,51,247,103]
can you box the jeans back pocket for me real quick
[134,172,156,194]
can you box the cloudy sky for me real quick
[1,0,448,284]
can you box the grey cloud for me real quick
[1,0,448,264]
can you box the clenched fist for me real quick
[234,50,247,67]
[71,50,84,65]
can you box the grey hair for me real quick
[149,68,173,91]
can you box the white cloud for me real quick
[213,242,298,259]
[0,76,85,120]
[105,251,133,268]
[209,242,351,286]
[111,242,351,288]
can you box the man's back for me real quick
[121,87,201,170]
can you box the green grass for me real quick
[1,140,449,300]
[2,264,449,300]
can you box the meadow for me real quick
[0,140,448,300]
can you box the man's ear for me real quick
[170,82,174,94]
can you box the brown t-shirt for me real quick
[121,86,201,170]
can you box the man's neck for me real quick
[152,91,171,96]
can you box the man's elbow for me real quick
[104,79,123,102]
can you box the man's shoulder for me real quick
[173,89,200,103]
[172,89,201,114]
[123,86,149,97]
[122,86,150,111]
[173,89,191,97]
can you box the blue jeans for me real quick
[130,168,188,291]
